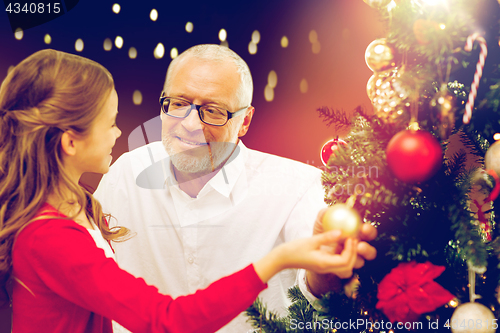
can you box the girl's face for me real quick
[74,89,121,175]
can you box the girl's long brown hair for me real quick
[0,49,129,303]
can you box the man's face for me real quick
[161,57,252,174]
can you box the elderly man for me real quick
[94,44,376,332]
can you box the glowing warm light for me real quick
[387,0,397,10]
[75,39,84,52]
[248,41,257,54]
[185,22,193,33]
[300,79,308,93]
[112,3,121,14]
[408,121,420,131]
[449,299,458,307]
[133,90,143,105]
[128,47,137,59]
[150,9,158,21]
[309,30,318,43]
[218,29,227,42]
[374,44,386,54]
[154,43,165,59]
[103,38,112,51]
[14,28,23,40]
[439,23,446,29]
[115,36,124,49]
[312,42,321,54]
[252,30,260,44]
[44,34,52,44]
[170,47,178,59]
[281,36,289,48]
[268,70,277,88]
[493,133,500,141]
[417,0,446,5]
[264,85,274,102]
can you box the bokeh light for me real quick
[103,38,112,51]
[128,47,137,59]
[14,28,23,40]
[112,3,121,14]
[494,133,500,141]
[133,90,143,105]
[154,43,165,59]
[252,30,261,44]
[150,9,158,21]
[264,85,274,102]
[281,36,289,48]
[75,39,84,52]
[115,36,124,49]
[268,70,277,88]
[44,34,52,44]
[185,22,193,33]
[300,79,308,93]
[170,47,178,59]
[219,29,227,42]
[248,41,257,54]
[309,30,318,43]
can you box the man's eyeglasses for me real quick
[159,93,248,126]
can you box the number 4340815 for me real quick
[6,3,61,14]
[443,318,498,330]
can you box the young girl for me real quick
[0,49,358,333]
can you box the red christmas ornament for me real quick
[376,261,454,323]
[386,130,442,183]
[320,138,347,166]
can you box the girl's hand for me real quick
[254,231,358,283]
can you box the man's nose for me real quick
[181,105,204,132]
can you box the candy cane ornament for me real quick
[463,33,488,124]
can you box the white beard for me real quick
[162,135,235,174]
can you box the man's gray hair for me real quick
[164,44,253,107]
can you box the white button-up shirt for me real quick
[94,141,326,332]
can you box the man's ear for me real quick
[60,131,78,156]
[238,107,255,137]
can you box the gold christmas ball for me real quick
[366,69,411,125]
[430,86,456,139]
[450,302,496,333]
[363,0,392,9]
[322,204,362,237]
[365,38,396,72]
[485,140,500,178]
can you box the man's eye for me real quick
[204,107,224,116]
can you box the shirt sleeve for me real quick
[18,220,267,333]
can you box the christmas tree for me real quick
[246,0,500,332]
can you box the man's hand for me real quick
[306,208,377,297]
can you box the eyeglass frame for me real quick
[159,92,249,127]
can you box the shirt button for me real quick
[187,255,194,264]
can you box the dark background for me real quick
[0,0,385,330]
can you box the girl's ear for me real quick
[60,131,78,156]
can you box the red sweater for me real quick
[12,204,267,333]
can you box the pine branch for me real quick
[246,299,288,333]
[316,107,351,129]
